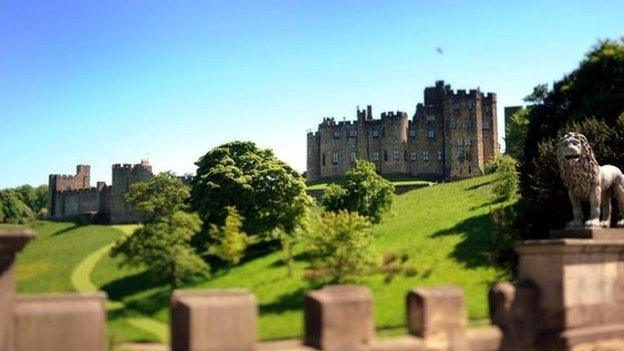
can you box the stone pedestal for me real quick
[0,229,36,351]
[303,285,374,351]
[516,228,624,350]
[170,289,258,351]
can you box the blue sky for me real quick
[1,0,622,187]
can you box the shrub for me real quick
[304,211,374,284]
[210,206,249,266]
[491,155,519,201]
[0,189,35,224]
[322,160,394,223]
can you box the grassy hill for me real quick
[14,175,511,344]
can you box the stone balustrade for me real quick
[4,227,624,351]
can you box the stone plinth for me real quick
[516,233,624,350]
[0,229,36,351]
[303,285,374,351]
[407,286,468,351]
[13,293,107,351]
[170,289,257,351]
[550,227,624,240]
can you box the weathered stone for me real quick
[489,282,538,350]
[550,227,624,240]
[303,285,374,351]
[0,229,36,351]
[13,293,107,351]
[466,327,502,351]
[407,285,467,351]
[171,289,257,351]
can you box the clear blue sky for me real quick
[1,0,622,188]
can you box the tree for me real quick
[190,141,313,246]
[210,206,249,266]
[322,160,394,223]
[0,189,35,224]
[491,155,519,201]
[523,83,549,104]
[111,172,209,288]
[504,107,530,161]
[304,211,374,284]
[125,172,189,222]
[111,211,208,289]
[521,38,624,237]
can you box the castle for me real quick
[48,160,154,223]
[306,80,499,181]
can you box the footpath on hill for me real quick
[70,230,169,343]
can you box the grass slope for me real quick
[89,175,510,342]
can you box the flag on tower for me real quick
[436,46,444,54]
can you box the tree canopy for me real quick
[190,141,312,245]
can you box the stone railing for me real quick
[4,227,624,351]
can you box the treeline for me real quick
[0,185,48,224]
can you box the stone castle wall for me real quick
[48,160,153,224]
[306,81,500,182]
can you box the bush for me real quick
[491,155,519,201]
[0,189,35,224]
[322,160,394,223]
[210,206,249,266]
[304,211,374,284]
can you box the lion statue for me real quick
[557,132,624,228]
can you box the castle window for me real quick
[438,150,443,161]
[404,150,408,161]
[457,146,464,160]
[333,131,341,139]
[372,152,380,162]
[393,150,400,161]
[322,154,326,166]
[372,129,379,138]
[421,151,429,162]
[468,103,474,111]
[350,151,357,162]
[453,103,460,111]
[427,130,435,139]
[450,120,457,129]
[466,118,474,129]
[349,130,357,138]
[384,151,388,161]
[409,129,416,138]
[410,152,418,161]
[468,165,472,173]
[464,138,472,146]
[332,152,340,164]
[426,115,436,122]
[483,120,490,130]
[457,139,463,146]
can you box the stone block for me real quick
[13,293,107,351]
[550,228,624,240]
[303,285,374,351]
[407,285,467,351]
[171,289,257,351]
[489,282,537,350]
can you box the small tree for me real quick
[491,155,519,201]
[322,160,394,223]
[304,211,374,284]
[111,211,208,289]
[0,189,35,224]
[211,206,249,266]
[111,173,209,288]
[504,107,530,162]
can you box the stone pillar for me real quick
[489,282,538,350]
[303,285,374,351]
[406,286,468,351]
[515,229,624,350]
[13,293,107,351]
[0,229,36,351]
[171,289,257,351]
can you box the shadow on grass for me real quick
[258,286,309,314]
[464,179,492,191]
[51,223,82,236]
[469,197,505,211]
[100,270,168,302]
[430,212,496,269]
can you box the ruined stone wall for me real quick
[481,93,499,164]
[110,161,153,224]
[54,188,100,218]
[306,132,321,182]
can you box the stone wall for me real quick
[48,165,91,218]
[307,81,500,182]
[110,160,153,224]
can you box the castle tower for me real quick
[110,160,154,223]
[48,165,91,218]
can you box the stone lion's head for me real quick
[556,132,600,197]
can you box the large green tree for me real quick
[0,189,35,224]
[111,173,208,288]
[521,38,624,236]
[190,141,313,246]
[322,160,394,223]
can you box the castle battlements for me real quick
[306,81,500,182]
[57,187,101,195]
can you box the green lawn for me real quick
[307,178,431,190]
[15,175,511,344]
